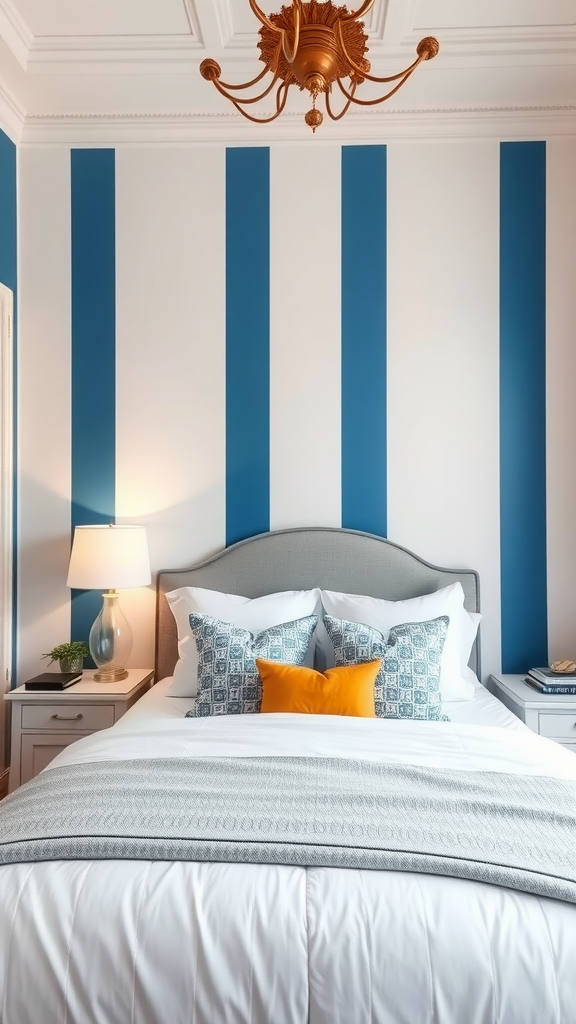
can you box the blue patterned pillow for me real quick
[186,613,318,717]
[323,614,449,721]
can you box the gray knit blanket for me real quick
[1,755,576,903]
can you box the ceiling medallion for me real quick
[200,0,439,132]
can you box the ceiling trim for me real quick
[215,0,391,49]
[213,0,237,48]
[182,0,204,46]
[0,0,32,71]
[367,0,391,41]
[405,27,576,54]
[3,6,575,74]
[0,78,24,141]
[18,104,576,146]
[27,35,204,71]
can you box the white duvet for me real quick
[1,684,576,1024]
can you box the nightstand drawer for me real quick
[21,703,115,732]
[538,712,576,740]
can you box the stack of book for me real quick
[526,667,576,695]
[24,671,82,691]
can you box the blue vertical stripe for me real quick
[226,147,270,546]
[70,149,116,649]
[0,129,18,685]
[341,145,387,536]
[500,141,547,672]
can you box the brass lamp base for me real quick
[93,667,129,683]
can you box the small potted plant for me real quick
[42,641,90,674]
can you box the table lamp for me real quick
[66,524,151,682]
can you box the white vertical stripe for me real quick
[115,146,226,670]
[269,144,341,530]
[387,141,501,680]
[546,139,576,663]
[18,148,72,681]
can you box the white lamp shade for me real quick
[67,524,151,590]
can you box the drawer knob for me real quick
[50,713,83,721]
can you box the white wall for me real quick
[115,146,227,668]
[16,137,576,682]
[269,144,341,530]
[18,147,71,673]
[387,141,501,679]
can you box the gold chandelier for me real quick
[200,0,439,132]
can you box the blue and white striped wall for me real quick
[15,137,576,682]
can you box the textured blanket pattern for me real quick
[1,756,576,903]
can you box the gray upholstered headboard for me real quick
[155,527,480,682]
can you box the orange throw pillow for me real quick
[256,658,381,718]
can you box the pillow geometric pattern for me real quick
[186,613,318,717]
[323,614,450,721]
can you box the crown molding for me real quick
[212,0,236,48]
[19,103,576,146]
[27,34,204,73]
[3,4,576,79]
[0,79,24,141]
[367,0,390,41]
[405,27,576,59]
[182,0,204,47]
[0,0,32,71]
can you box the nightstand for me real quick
[4,668,153,791]
[489,674,576,753]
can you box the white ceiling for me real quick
[0,0,575,142]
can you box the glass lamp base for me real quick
[93,666,129,683]
[89,590,133,684]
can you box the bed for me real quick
[1,526,576,1024]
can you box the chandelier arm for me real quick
[325,80,357,121]
[276,80,290,112]
[248,0,301,64]
[280,0,301,64]
[341,0,378,22]
[217,63,272,92]
[337,19,423,84]
[248,0,284,33]
[336,67,420,106]
[210,71,282,106]
[227,81,290,125]
[355,53,422,85]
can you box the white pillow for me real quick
[320,583,478,702]
[165,587,322,696]
[461,611,482,675]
